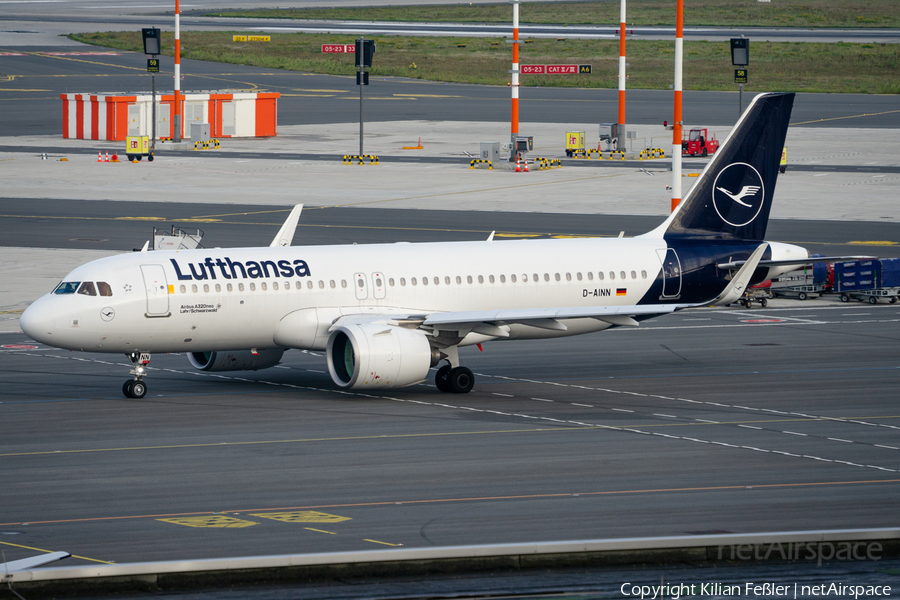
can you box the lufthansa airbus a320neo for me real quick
[23,93,823,398]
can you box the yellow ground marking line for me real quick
[188,208,295,219]
[291,88,348,93]
[158,515,257,528]
[793,109,900,126]
[251,511,351,523]
[4,415,899,459]
[3,478,898,529]
[848,241,897,246]
[30,51,147,72]
[0,427,570,458]
[364,539,402,546]
[0,88,52,92]
[304,528,337,534]
[0,212,623,239]
[0,207,884,249]
[0,540,114,564]
[0,310,24,314]
[393,94,463,98]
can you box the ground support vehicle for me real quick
[681,128,719,157]
[739,285,771,307]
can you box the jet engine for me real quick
[188,349,284,372]
[326,323,438,389]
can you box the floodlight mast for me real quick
[617,0,626,152]
[510,0,520,150]
[671,0,683,212]
[173,0,182,142]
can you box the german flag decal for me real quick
[616,288,627,296]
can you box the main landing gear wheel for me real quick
[435,364,452,393]
[448,367,475,394]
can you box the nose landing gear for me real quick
[123,352,151,398]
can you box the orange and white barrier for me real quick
[61,91,279,141]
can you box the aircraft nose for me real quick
[20,300,55,344]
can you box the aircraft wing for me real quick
[423,304,677,335]
[333,304,679,339]
[1,551,70,574]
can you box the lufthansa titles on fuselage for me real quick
[170,257,311,281]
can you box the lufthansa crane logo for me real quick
[712,162,765,227]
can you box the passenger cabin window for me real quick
[239,283,245,291]
[203,284,210,293]
[588,272,594,281]
[260,282,266,291]
[227,283,233,292]
[631,271,637,280]
[273,282,279,291]
[641,270,648,279]
[250,283,256,291]
[620,271,627,280]
[598,272,605,280]
[467,276,473,284]
[180,285,187,294]
[478,275,484,284]
[609,272,615,280]
[77,282,96,296]
[97,282,113,296]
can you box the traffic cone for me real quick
[515,155,521,173]
[110,152,120,163]
[104,151,109,163]
[96,151,102,162]
[523,157,529,172]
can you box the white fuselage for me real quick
[23,236,668,353]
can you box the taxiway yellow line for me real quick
[3,478,897,528]
[0,540,114,564]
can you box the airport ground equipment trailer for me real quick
[834,258,900,304]
[739,282,771,307]
[768,260,830,300]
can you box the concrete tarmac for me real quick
[2,121,899,221]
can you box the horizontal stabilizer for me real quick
[270,204,303,247]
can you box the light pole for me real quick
[731,37,749,117]
[142,28,161,155]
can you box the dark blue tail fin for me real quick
[661,92,794,242]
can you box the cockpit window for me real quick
[77,282,97,296]
[54,281,80,294]
[97,282,113,297]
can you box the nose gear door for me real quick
[140,264,170,316]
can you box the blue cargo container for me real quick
[836,258,900,304]
[881,258,900,288]
[834,260,880,292]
